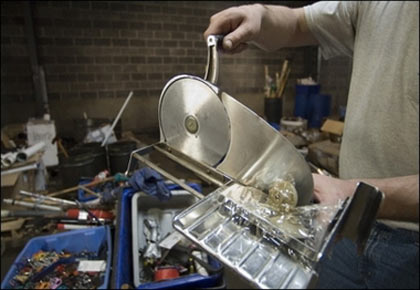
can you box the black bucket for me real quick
[107,141,137,175]
[264,97,283,124]
[76,142,108,174]
[60,154,96,188]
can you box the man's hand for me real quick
[312,173,419,222]
[204,4,265,53]
[312,174,357,205]
[204,4,318,54]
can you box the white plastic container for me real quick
[26,119,58,166]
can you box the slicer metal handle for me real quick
[204,35,223,84]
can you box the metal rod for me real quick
[1,163,38,176]
[1,210,63,218]
[132,153,204,200]
[3,199,63,212]
[101,90,133,146]
[153,145,225,187]
[19,190,77,206]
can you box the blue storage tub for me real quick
[112,186,224,289]
[308,93,331,128]
[1,226,112,289]
[294,84,322,120]
[78,177,102,202]
[113,187,136,288]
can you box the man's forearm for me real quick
[255,5,318,51]
[351,175,419,222]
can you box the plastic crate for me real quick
[112,186,224,289]
[1,226,112,289]
[112,187,136,288]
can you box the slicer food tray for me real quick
[173,185,318,289]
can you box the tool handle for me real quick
[204,35,224,85]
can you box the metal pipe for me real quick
[19,190,77,206]
[101,90,133,146]
[1,210,62,218]
[24,1,48,117]
[132,153,204,200]
[1,163,38,176]
[3,199,63,212]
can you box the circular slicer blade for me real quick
[159,76,231,166]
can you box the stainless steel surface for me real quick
[217,92,313,206]
[153,143,229,187]
[204,35,223,84]
[173,182,383,289]
[159,75,231,167]
[132,152,204,200]
[173,185,317,289]
[332,182,384,252]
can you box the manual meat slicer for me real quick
[126,35,383,289]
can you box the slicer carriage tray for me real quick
[172,182,344,289]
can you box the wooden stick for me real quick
[279,60,289,82]
[57,139,69,158]
[264,65,270,98]
[79,185,100,197]
[276,60,289,98]
[279,67,291,98]
[47,176,114,197]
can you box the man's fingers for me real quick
[224,42,248,54]
[223,24,254,52]
[203,9,238,40]
[204,7,254,54]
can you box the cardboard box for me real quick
[321,119,344,136]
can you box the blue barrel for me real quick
[294,84,320,119]
[294,94,309,118]
[309,94,331,128]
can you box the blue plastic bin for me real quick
[1,226,112,289]
[113,187,136,288]
[78,177,102,202]
[309,93,331,128]
[294,84,321,119]
[113,186,224,289]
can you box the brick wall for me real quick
[1,1,350,137]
